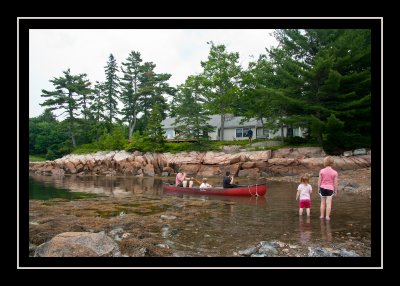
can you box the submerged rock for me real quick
[34,232,119,257]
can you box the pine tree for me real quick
[267,29,371,151]
[137,62,172,130]
[171,75,215,139]
[120,51,143,140]
[40,69,89,147]
[104,54,120,131]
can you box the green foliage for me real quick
[213,139,249,147]
[40,69,92,147]
[104,54,120,129]
[72,143,101,154]
[120,51,143,139]
[137,62,173,130]
[98,126,127,150]
[284,136,308,145]
[323,114,346,154]
[164,142,193,153]
[200,43,242,140]
[45,149,56,160]
[125,131,156,152]
[170,76,215,139]
[29,155,46,162]
[29,110,70,157]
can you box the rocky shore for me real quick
[30,147,371,179]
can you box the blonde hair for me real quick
[202,178,208,182]
[300,174,309,184]
[323,156,334,167]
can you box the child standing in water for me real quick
[318,156,338,220]
[296,174,312,216]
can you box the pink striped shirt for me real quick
[176,173,185,186]
[319,167,338,191]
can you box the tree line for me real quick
[29,29,371,159]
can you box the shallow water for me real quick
[29,174,371,256]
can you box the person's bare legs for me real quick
[325,196,333,220]
[189,180,193,188]
[299,208,303,215]
[306,208,310,216]
[320,197,326,218]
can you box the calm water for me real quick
[29,174,371,256]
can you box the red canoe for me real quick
[162,183,267,196]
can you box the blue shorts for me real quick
[319,187,334,197]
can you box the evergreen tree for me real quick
[137,62,173,130]
[171,75,215,139]
[267,29,371,151]
[40,68,88,147]
[104,54,120,130]
[120,51,142,139]
[74,73,93,143]
[89,81,106,142]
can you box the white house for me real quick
[161,114,305,141]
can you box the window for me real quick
[236,128,250,138]
[263,128,269,138]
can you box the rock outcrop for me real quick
[34,232,119,257]
[30,147,371,177]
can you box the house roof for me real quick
[162,115,261,129]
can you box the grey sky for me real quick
[29,29,278,118]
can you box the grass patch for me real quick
[29,155,46,162]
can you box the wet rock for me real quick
[238,247,257,256]
[251,253,267,257]
[160,215,177,220]
[156,244,170,249]
[258,242,278,256]
[343,151,353,157]
[353,148,367,156]
[308,247,335,257]
[338,249,360,257]
[35,232,119,257]
[29,243,37,257]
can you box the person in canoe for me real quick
[223,171,238,188]
[176,168,193,188]
[199,178,212,191]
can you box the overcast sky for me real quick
[29,29,278,118]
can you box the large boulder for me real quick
[197,165,222,177]
[34,232,119,257]
[143,164,155,176]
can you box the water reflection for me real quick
[29,173,164,198]
[299,216,312,245]
[320,219,332,243]
[29,174,371,255]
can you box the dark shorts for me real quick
[300,200,311,208]
[177,183,183,187]
[319,187,334,197]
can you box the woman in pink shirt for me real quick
[175,169,193,188]
[318,156,338,220]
